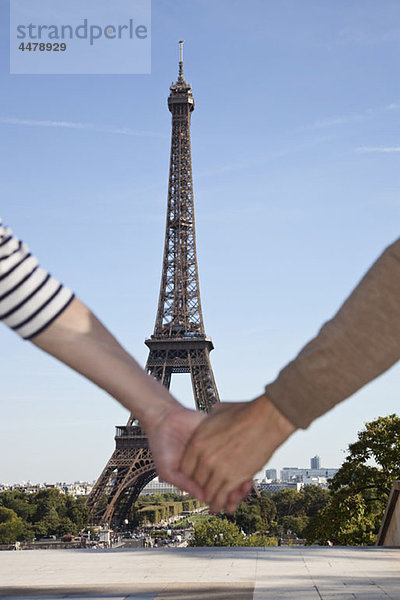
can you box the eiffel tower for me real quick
[87,42,220,526]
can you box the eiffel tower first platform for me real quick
[87,42,220,526]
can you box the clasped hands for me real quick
[147,393,296,514]
[30,297,295,514]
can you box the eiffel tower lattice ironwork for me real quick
[87,42,220,526]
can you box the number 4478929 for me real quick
[19,42,67,51]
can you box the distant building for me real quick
[256,480,303,494]
[311,455,321,469]
[302,476,329,488]
[281,467,338,482]
[265,469,277,480]
[139,477,186,496]
[0,481,94,497]
[58,482,93,497]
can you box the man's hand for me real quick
[179,394,296,513]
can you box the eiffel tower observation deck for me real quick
[87,42,219,526]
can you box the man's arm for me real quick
[265,237,400,428]
[180,237,400,512]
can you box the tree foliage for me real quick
[189,516,278,547]
[304,415,400,546]
[190,485,330,546]
[0,488,90,540]
[0,507,25,543]
[189,516,245,546]
[273,489,305,519]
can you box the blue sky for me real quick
[1,0,400,483]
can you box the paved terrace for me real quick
[0,547,399,599]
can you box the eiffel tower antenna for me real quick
[178,39,184,80]
[87,42,220,526]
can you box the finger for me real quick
[203,469,225,504]
[203,468,224,505]
[168,471,205,500]
[180,439,202,479]
[241,479,254,497]
[209,480,233,514]
[225,480,253,513]
[210,401,240,415]
[190,453,215,490]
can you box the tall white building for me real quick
[265,469,277,480]
[311,455,321,469]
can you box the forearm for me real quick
[266,238,400,429]
[31,297,179,434]
[0,219,178,433]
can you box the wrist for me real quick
[125,374,181,436]
[252,392,296,441]
[137,397,181,437]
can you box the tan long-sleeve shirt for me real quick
[265,238,400,429]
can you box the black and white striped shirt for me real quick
[0,219,74,339]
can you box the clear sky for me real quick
[1,0,399,483]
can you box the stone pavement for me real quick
[0,546,399,599]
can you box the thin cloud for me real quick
[0,117,163,137]
[337,28,400,46]
[301,102,399,132]
[311,112,368,129]
[356,146,400,153]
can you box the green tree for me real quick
[189,517,245,546]
[231,501,263,534]
[280,515,309,537]
[304,415,400,546]
[0,488,90,541]
[0,507,25,543]
[258,494,277,527]
[67,502,90,532]
[272,489,304,519]
[0,490,36,522]
[244,533,278,546]
[301,486,330,517]
[304,492,378,546]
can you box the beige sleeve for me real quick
[265,238,400,429]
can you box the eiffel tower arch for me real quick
[87,42,220,526]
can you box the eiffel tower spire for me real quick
[87,43,219,526]
[178,39,185,82]
[154,40,201,338]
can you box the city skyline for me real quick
[1,0,400,482]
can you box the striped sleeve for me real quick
[0,218,75,339]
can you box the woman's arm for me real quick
[0,219,205,496]
[31,296,179,434]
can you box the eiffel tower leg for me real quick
[89,361,174,525]
[189,348,220,413]
[117,472,157,523]
[87,444,156,525]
